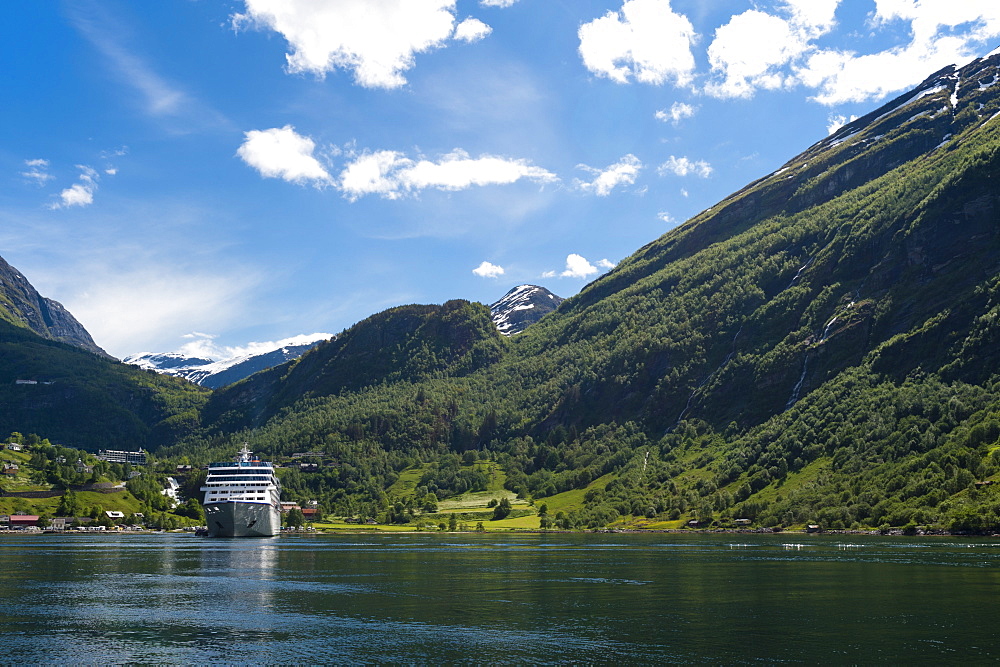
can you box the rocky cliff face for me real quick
[0,255,109,358]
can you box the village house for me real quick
[2,463,18,475]
[301,507,320,521]
[3,442,23,452]
[279,502,301,513]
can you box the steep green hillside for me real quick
[0,319,210,452]
[173,54,1000,531]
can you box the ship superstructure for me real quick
[201,445,282,537]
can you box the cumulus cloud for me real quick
[655,102,697,125]
[798,2,1000,104]
[705,8,813,98]
[233,0,460,89]
[559,254,615,279]
[575,154,642,196]
[21,159,54,186]
[454,17,492,42]
[578,0,696,86]
[472,261,505,278]
[658,156,713,178]
[237,125,332,186]
[50,166,102,210]
[700,0,1000,105]
[339,148,557,200]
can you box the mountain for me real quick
[124,335,330,389]
[157,51,1000,532]
[0,255,109,358]
[490,285,564,336]
[0,316,210,452]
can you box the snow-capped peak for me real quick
[490,285,564,336]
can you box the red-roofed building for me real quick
[10,515,39,528]
[301,507,320,520]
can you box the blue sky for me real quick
[2,0,999,360]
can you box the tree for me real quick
[492,496,512,521]
[285,507,305,529]
[448,513,458,531]
[422,492,439,513]
[56,490,79,517]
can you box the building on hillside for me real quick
[279,502,301,513]
[75,459,93,474]
[2,463,18,475]
[105,511,125,521]
[301,507,320,521]
[97,449,148,465]
[4,442,23,451]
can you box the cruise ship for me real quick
[201,445,282,537]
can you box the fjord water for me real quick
[1,533,998,664]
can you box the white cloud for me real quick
[699,0,1000,105]
[784,0,840,37]
[455,17,492,42]
[705,9,808,98]
[560,253,614,279]
[658,156,712,178]
[798,2,1000,105]
[472,261,505,278]
[655,102,697,125]
[575,154,642,196]
[21,159,53,186]
[540,270,556,278]
[481,0,518,6]
[233,0,460,89]
[63,263,262,359]
[237,125,333,186]
[339,148,557,200]
[50,166,101,210]
[658,211,676,224]
[578,0,696,86]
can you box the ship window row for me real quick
[205,482,270,487]
[206,475,273,482]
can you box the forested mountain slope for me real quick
[175,53,1000,531]
[0,318,209,452]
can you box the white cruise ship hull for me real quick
[204,501,280,537]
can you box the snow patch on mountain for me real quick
[125,333,332,388]
[490,285,564,336]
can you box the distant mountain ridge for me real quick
[125,336,330,389]
[490,285,564,336]
[131,286,561,388]
[0,255,109,358]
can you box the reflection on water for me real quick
[0,533,999,663]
